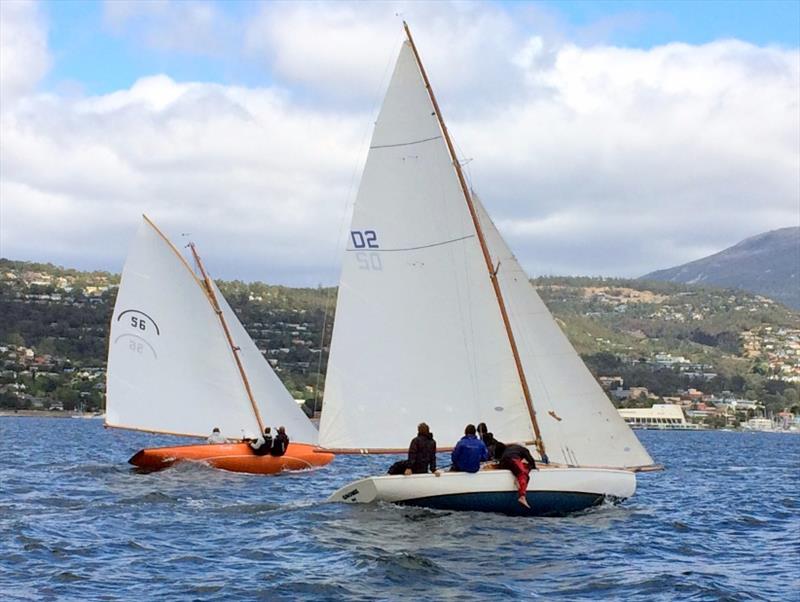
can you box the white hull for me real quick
[329,467,636,516]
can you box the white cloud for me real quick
[244,1,529,111]
[1,75,366,284]
[458,38,799,276]
[0,0,50,108]
[1,2,798,284]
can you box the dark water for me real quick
[1,419,798,601]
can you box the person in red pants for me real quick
[498,444,537,509]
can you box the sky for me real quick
[1,0,798,285]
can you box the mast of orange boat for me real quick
[402,21,547,460]
[188,242,267,434]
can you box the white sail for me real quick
[106,217,320,443]
[321,30,655,470]
[474,196,654,468]
[319,41,534,450]
[106,218,259,439]
[212,281,319,444]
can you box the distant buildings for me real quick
[618,404,698,429]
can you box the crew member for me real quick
[270,426,290,457]
[498,444,537,509]
[207,427,226,444]
[250,427,273,456]
[406,422,438,475]
[451,424,489,473]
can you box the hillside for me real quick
[1,259,798,415]
[641,227,800,309]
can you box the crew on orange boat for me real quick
[270,426,289,457]
[250,427,273,456]
[207,427,226,444]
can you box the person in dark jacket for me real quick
[250,427,273,456]
[498,444,536,508]
[477,423,501,459]
[451,424,489,473]
[387,423,441,476]
[405,422,438,475]
[270,426,290,457]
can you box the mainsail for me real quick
[320,39,533,451]
[106,216,319,444]
[319,27,654,469]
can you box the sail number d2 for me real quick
[351,230,379,249]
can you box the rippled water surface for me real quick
[1,418,798,601]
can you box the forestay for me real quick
[473,196,654,468]
[319,41,534,451]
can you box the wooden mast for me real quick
[403,22,547,459]
[188,243,266,434]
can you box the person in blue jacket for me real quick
[451,424,489,473]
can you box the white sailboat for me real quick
[105,216,334,474]
[324,24,658,515]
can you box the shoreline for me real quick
[1,412,796,434]
[0,410,104,419]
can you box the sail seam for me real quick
[370,135,442,149]
[346,234,475,253]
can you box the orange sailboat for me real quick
[105,216,334,474]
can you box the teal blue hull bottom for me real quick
[399,490,616,517]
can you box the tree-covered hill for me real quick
[1,259,798,414]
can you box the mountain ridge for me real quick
[641,227,800,309]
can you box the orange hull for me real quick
[129,442,334,475]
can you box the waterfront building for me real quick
[618,404,700,429]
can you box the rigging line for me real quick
[370,135,443,149]
[313,285,332,417]
[345,234,475,253]
[452,136,475,191]
[314,31,404,417]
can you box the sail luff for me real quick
[402,22,547,458]
[188,243,266,434]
